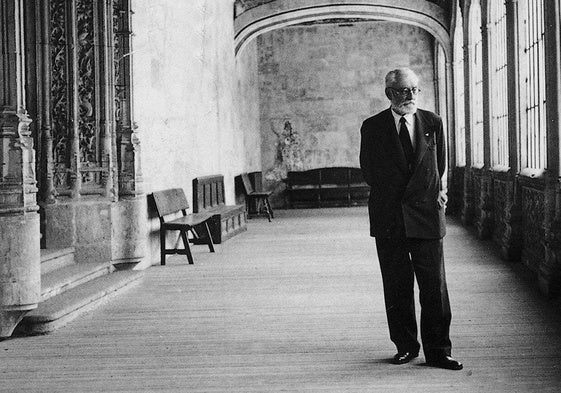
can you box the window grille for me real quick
[453,5,466,166]
[522,0,546,170]
[470,2,484,166]
[489,1,509,167]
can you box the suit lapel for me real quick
[413,111,430,170]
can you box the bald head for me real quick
[384,68,420,115]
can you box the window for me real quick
[469,1,484,167]
[488,0,509,167]
[521,0,546,170]
[453,4,466,166]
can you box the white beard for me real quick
[392,101,417,115]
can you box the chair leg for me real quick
[260,197,270,222]
[180,230,194,265]
[160,228,167,266]
[201,222,215,252]
[265,198,274,220]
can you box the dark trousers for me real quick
[375,236,452,360]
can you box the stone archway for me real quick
[234,0,451,59]
[234,0,454,208]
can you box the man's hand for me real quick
[437,190,448,209]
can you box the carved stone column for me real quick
[0,0,40,338]
[110,0,146,269]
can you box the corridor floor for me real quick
[2,207,561,392]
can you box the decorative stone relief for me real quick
[50,0,70,191]
[521,185,545,271]
[493,178,508,242]
[76,0,97,169]
[476,172,494,239]
[543,217,561,296]
[492,176,523,261]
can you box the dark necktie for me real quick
[399,116,414,170]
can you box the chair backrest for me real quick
[241,173,254,194]
[152,188,189,219]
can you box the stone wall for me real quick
[256,21,436,206]
[235,39,262,173]
[132,0,245,265]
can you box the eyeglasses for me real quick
[390,87,421,96]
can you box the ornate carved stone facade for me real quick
[1,0,146,337]
[31,0,145,264]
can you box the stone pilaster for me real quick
[0,0,40,338]
[111,0,146,269]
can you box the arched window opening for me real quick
[469,1,484,167]
[488,0,509,168]
[521,0,547,170]
[453,4,466,166]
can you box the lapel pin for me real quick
[425,133,430,137]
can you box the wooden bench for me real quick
[285,167,369,208]
[192,175,247,243]
[241,172,273,222]
[151,188,215,265]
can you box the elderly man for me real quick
[359,68,462,370]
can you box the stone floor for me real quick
[1,207,561,392]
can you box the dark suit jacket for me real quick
[359,108,446,239]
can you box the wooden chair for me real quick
[241,173,273,222]
[152,188,215,265]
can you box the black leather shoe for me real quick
[426,356,463,370]
[392,351,419,364]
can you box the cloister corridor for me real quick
[1,207,560,392]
